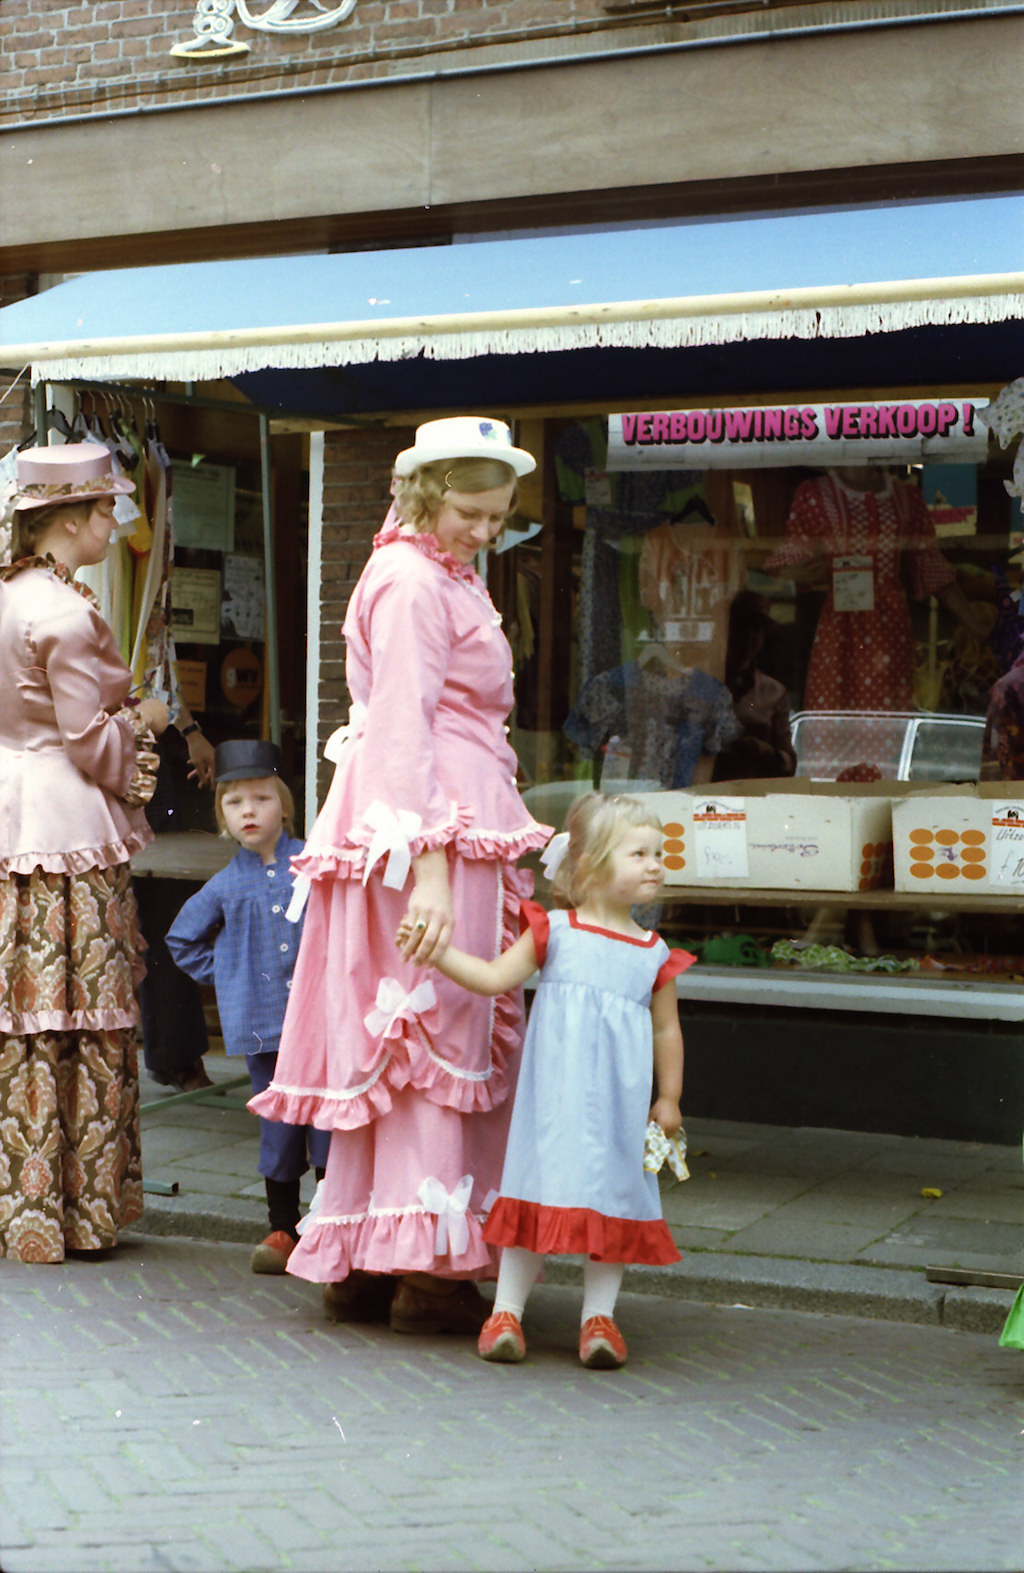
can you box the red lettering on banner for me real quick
[651,413,670,442]
[935,403,957,436]
[801,409,818,439]
[621,415,637,443]
[762,409,782,440]
[841,408,861,437]
[824,407,843,438]
[859,406,878,437]
[896,404,917,436]
[917,403,937,436]
[876,406,897,437]
[670,413,687,441]
[688,412,706,442]
[961,403,974,436]
[706,410,724,442]
[784,407,802,438]
[637,414,654,443]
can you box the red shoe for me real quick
[579,1315,627,1369]
[250,1230,296,1274]
[477,1311,526,1364]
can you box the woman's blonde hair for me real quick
[10,500,90,562]
[551,792,664,909]
[215,775,295,839]
[392,456,519,538]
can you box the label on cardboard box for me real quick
[991,805,1024,886]
[692,797,749,879]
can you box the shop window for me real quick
[495,406,1018,821]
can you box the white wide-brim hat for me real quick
[14,442,136,511]
[393,416,536,479]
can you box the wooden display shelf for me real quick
[658,885,1024,914]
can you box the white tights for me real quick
[492,1246,625,1325]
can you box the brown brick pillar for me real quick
[315,423,415,803]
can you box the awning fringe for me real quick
[16,283,1023,386]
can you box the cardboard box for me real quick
[638,780,896,892]
[892,784,1024,894]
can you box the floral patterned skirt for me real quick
[0,863,145,1262]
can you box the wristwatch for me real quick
[180,721,201,738]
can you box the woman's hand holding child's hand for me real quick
[397,850,454,966]
[649,1096,682,1137]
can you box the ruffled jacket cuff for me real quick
[117,708,160,808]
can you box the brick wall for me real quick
[0,0,675,126]
[0,274,35,456]
[315,423,414,802]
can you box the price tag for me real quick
[991,806,1024,885]
[584,470,613,507]
[833,555,875,612]
[692,797,749,879]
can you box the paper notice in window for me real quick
[991,806,1024,886]
[833,555,874,612]
[692,798,749,879]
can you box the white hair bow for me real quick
[363,976,437,1040]
[362,800,423,890]
[323,700,368,764]
[418,1174,473,1258]
[539,831,570,880]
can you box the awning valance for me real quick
[2,194,1021,411]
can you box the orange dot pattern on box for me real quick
[663,821,686,872]
[907,827,987,881]
[858,841,891,891]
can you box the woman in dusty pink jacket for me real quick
[250,417,552,1333]
[0,444,168,1262]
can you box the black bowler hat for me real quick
[214,739,283,783]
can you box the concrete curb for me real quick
[131,1203,1017,1337]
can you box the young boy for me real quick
[167,739,329,1273]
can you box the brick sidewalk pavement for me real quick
[2,1236,1021,1573]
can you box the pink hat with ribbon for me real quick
[14,443,135,511]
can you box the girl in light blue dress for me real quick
[400,793,693,1369]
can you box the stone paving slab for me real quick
[133,1059,1024,1334]
[2,1237,1022,1573]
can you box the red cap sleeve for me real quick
[519,899,550,968]
[654,947,697,993]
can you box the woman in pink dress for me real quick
[0,444,168,1262]
[250,417,552,1333]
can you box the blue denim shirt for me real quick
[166,832,305,1059]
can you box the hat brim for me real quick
[393,441,536,479]
[215,765,280,783]
[14,475,137,511]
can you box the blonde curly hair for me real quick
[392,456,519,537]
[551,792,665,909]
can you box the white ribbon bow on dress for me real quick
[295,1178,323,1236]
[418,1174,473,1258]
[540,831,570,880]
[363,976,437,1040]
[323,700,368,764]
[361,800,423,890]
[285,875,311,924]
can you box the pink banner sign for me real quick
[607,399,990,470]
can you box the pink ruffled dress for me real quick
[249,522,552,1283]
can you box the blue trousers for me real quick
[247,1050,330,1182]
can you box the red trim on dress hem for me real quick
[483,1196,680,1265]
